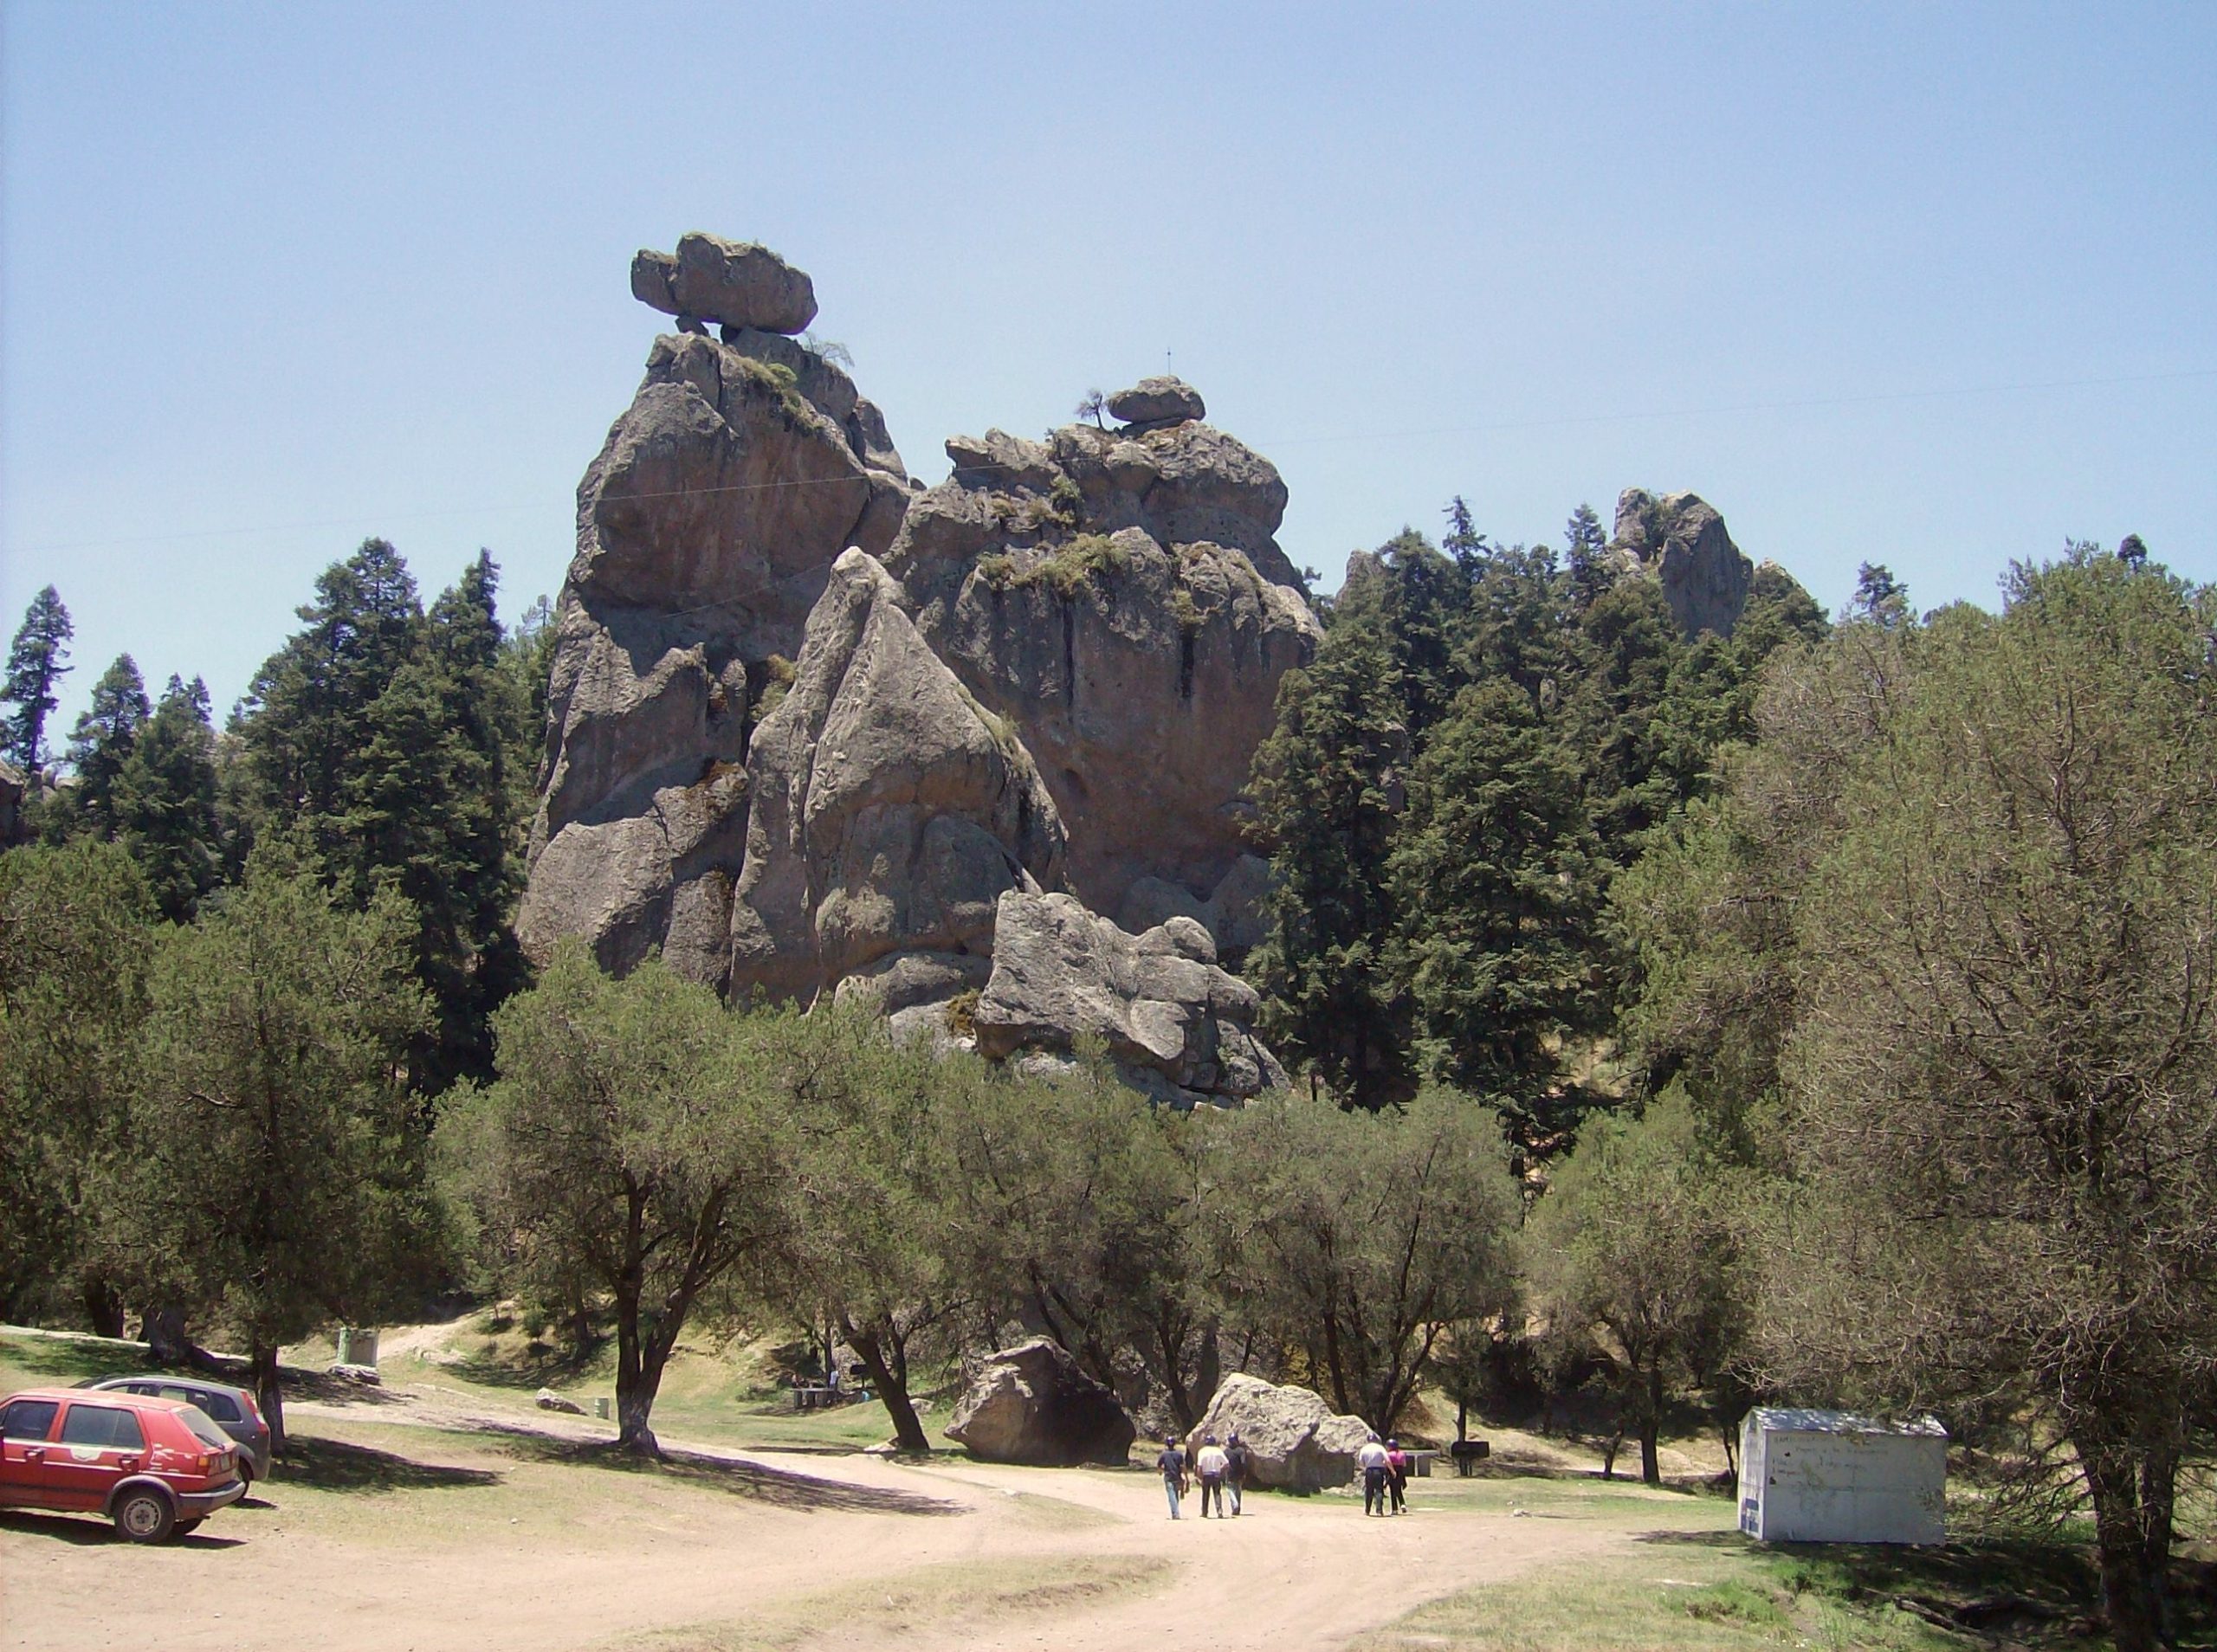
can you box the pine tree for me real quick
[1387,681,1609,1122]
[1251,610,1417,1109]
[1563,504,1613,610]
[113,677,224,922]
[47,655,152,842]
[3,586,74,776]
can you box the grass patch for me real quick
[611,1552,1173,1652]
[976,532,1128,597]
[0,1326,150,1389]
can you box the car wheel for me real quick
[113,1487,176,1544]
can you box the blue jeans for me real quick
[1164,1476,1182,1518]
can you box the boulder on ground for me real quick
[631,233,818,334]
[945,1338,1135,1467]
[1189,1372,1373,1491]
[1608,487,1755,638]
[972,890,1287,1107]
[535,1388,585,1414]
[1107,375,1205,427]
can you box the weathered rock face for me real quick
[727,550,1065,1005]
[519,247,910,982]
[889,383,1321,943]
[0,761,24,849]
[973,890,1287,1108]
[630,233,818,335]
[945,1338,1136,1467]
[1190,1373,1373,1491]
[1609,488,1755,638]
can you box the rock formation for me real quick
[519,249,911,982]
[1608,488,1755,638]
[727,549,1064,1010]
[944,1338,1136,1467]
[1188,1373,1373,1491]
[973,892,1287,1108]
[520,242,1299,1106]
[888,388,1321,949]
[0,761,24,849]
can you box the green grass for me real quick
[605,1552,1173,1652]
[0,1326,149,1390]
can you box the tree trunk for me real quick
[144,1306,204,1369]
[1641,1363,1664,1486]
[1601,1425,1624,1481]
[849,1324,930,1454]
[82,1277,125,1340]
[2080,1432,2173,1652]
[613,1303,668,1455]
[249,1340,287,1455]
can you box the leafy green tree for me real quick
[1760,552,2217,1652]
[1522,1088,1748,1484]
[1387,681,1608,1122]
[3,585,73,777]
[1564,574,1688,860]
[1842,560,1910,628]
[122,850,432,1443]
[1207,1088,1519,1431]
[112,678,225,922]
[0,841,155,1330]
[1563,503,1613,610]
[441,944,787,1454]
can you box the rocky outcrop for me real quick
[973,890,1287,1108]
[1609,488,1754,638]
[889,380,1321,945]
[518,247,910,982]
[0,761,24,849]
[945,1338,1136,1467]
[630,234,818,335]
[727,550,1064,1006]
[1189,1374,1373,1491]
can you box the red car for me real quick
[0,1387,246,1542]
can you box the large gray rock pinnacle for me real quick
[518,249,910,984]
[727,550,1066,1006]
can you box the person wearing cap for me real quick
[1224,1429,1249,1515]
[1155,1433,1187,1520]
[1357,1432,1392,1515]
[1193,1434,1230,1517]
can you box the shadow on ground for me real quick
[470,1423,962,1517]
[277,1435,503,1493]
[0,1509,246,1548]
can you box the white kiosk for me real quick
[1737,1409,1945,1545]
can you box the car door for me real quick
[0,1398,62,1505]
[44,1402,149,1511]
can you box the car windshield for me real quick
[175,1406,231,1450]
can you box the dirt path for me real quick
[1,1395,1614,1652]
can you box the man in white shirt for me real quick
[1194,1435,1231,1517]
[1357,1433,1391,1515]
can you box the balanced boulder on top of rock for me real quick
[631,233,818,335]
[945,1338,1136,1467]
[1107,375,1205,427]
[1190,1372,1373,1491]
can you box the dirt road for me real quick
[1,1401,1611,1652]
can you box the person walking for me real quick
[1194,1435,1230,1518]
[1358,1432,1391,1516]
[1156,1434,1187,1520]
[1225,1430,1249,1516]
[1386,1437,1409,1514]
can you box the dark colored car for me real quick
[81,1375,273,1484]
[0,1387,244,1541]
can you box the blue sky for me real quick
[4,2,2212,731]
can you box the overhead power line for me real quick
[3,364,2211,559]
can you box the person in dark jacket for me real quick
[1155,1434,1187,1520]
[1225,1430,1249,1516]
